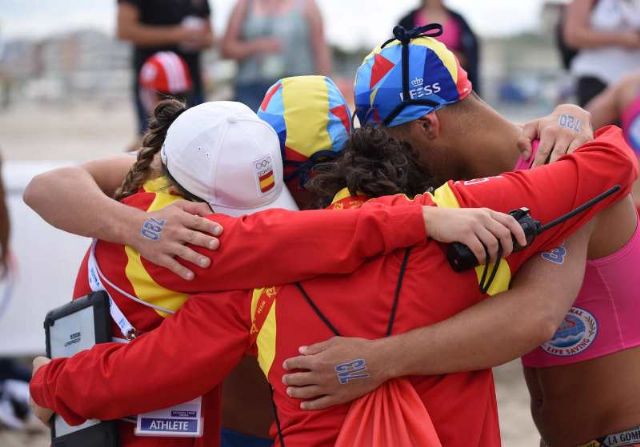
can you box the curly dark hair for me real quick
[307,126,436,205]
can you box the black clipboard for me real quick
[44,291,119,447]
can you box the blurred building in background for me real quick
[0,1,569,115]
[0,30,129,106]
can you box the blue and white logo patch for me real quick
[541,307,598,357]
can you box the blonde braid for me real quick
[114,99,187,200]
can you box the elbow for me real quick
[534,315,561,346]
[116,24,131,42]
[23,173,44,209]
[523,305,564,347]
[562,25,583,50]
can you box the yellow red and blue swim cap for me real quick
[355,25,472,128]
[258,75,352,185]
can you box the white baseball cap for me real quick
[161,101,298,216]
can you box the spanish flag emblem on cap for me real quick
[254,155,276,194]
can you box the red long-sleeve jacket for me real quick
[64,176,428,447]
[32,127,637,447]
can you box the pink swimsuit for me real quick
[516,142,640,367]
[414,12,462,53]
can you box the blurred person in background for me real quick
[564,0,640,106]
[0,154,21,433]
[221,0,331,111]
[126,51,194,151]
[398,0,480,95]
[587,71,640,210]
[0,154,10,278]
[117,0,214,134]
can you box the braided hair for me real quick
[114,99,187,200]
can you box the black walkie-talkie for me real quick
[446,185,622,272]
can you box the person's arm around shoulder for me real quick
[23,155,221,280]
[281,223,591,410]
[518,103,594,166]
[220,0,281,60]
[305,0,331,76]
[563,0,640,49]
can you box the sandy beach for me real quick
[0,101,541,446]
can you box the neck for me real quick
[450,106,522,180]
[423,0,445,11]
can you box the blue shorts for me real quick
[221,428,273,447]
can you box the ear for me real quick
[413,113,441,140]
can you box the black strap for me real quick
[270,386,286,447]
[295,247,412,337]
[295,283,341,336]
[386,248,412,336]
[377,24,444,127]
[478,244,504,295]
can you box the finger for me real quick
[300,395,339,411]
[282,372,317,387]
[157,255,195,281]
[32,357,50,373]
[287,385,325,400]
[299,339,333,356]
[283,355,314,371]
[520,120,541,143]
[516,136,532,158]
[174,200,213,217]
[181,228,219,252]
[171,244,207,269]
[533,128,556,167]
[464,237,486,265]
[183,214,223,237]
[492,212,527,248]
[474,226,500,264]
[549,133,574,163]
[483,216,514,257]
[567,136,588,154]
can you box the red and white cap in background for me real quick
[139,51,193,94]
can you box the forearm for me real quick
[221,38,262,60]
[313,39,331,76]
[30,293,249,424]
[380,228,590,378]
[157,203,427,291]
[118,22,183,47]
[23,166,142,244]
[307,2,331,76]
[565,28,633,49]
[380,291,555,377]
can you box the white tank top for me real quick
[571,0,640,84]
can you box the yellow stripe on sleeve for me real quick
[430,183,512,296]
[124,178,189,317]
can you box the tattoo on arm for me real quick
[541,244,567,265]
[140,218,166,241]
[335,359,370,384]
[558,114,582,133]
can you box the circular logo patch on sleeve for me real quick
[540,307,598,357]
